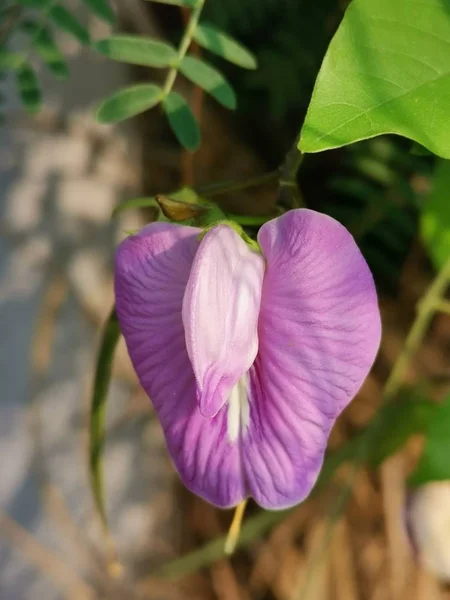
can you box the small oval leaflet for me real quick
[21,20,69,80]
[179,55,237,110]
[163,91,201,152]
[194,23,257,70]
[95,35,177,68]
[97,84,162,124]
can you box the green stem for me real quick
[384,257,450,401]
[429,300,450,315]
[225,212,280,227]
[279,135,305,208]
[162,0,205,99]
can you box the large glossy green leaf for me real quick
[89,308,120,527]
[95,35,177,68]
[421,159,450,270]
[179,55,236,109]
[163,91,200,151]
[15,62,41,113]
[97,83,162,123]
[299,0,450,159]
[194,23,257,70]
[80,0,115,24]
[49,5,91,45]
[21,20,69,79]
[409,395,450,486]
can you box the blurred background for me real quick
[1,0,450,598]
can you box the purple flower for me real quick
[114,209,381,509]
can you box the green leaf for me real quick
[15,63,41,113]
[49,6,91,45]
[163,91,200,151]
[179,55,236,109]
[420,159,450,270]
[0,50,24,70]
[95,35,177,68]
[194,23,257,70]
[80,0,115,24]
[97,83,162,123]
[21,20,69,80]
[299,0,450,159]
[409,395,450,486]
[89,308,120,527]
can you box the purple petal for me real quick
[242,209,381,509]
[182,225,264,418]
[114,223,246,508]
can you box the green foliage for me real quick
[179,55,236,109]
[194,23,257,69]
[20,19,68,79]
[95,1,256,150]
[80,0,115,24]
[1,0,255,150]
[97,83,162,124]
[89,308,120,527]
[95,35,177,68]
[163,91,200,151]
[0,49,24,70]
[15,62,41,112]
[321,136,422,291]
[409,395,450,486]
[0,0,113,119]
[420,159,450,270]
[299,0,450,159]
[49,6,90,45]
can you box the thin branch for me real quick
[162,0,206,99]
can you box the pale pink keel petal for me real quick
[242,209,381,509]
[114,223,246,508]
[182,225,264,418]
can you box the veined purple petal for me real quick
[114,223,246,508]
[242,209,381,509]
[182,225,264,418]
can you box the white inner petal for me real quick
[227,372,250,442]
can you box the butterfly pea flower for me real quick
[114,209,381,509]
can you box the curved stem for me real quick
[279,135,305,208]
[162,0,206,99]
